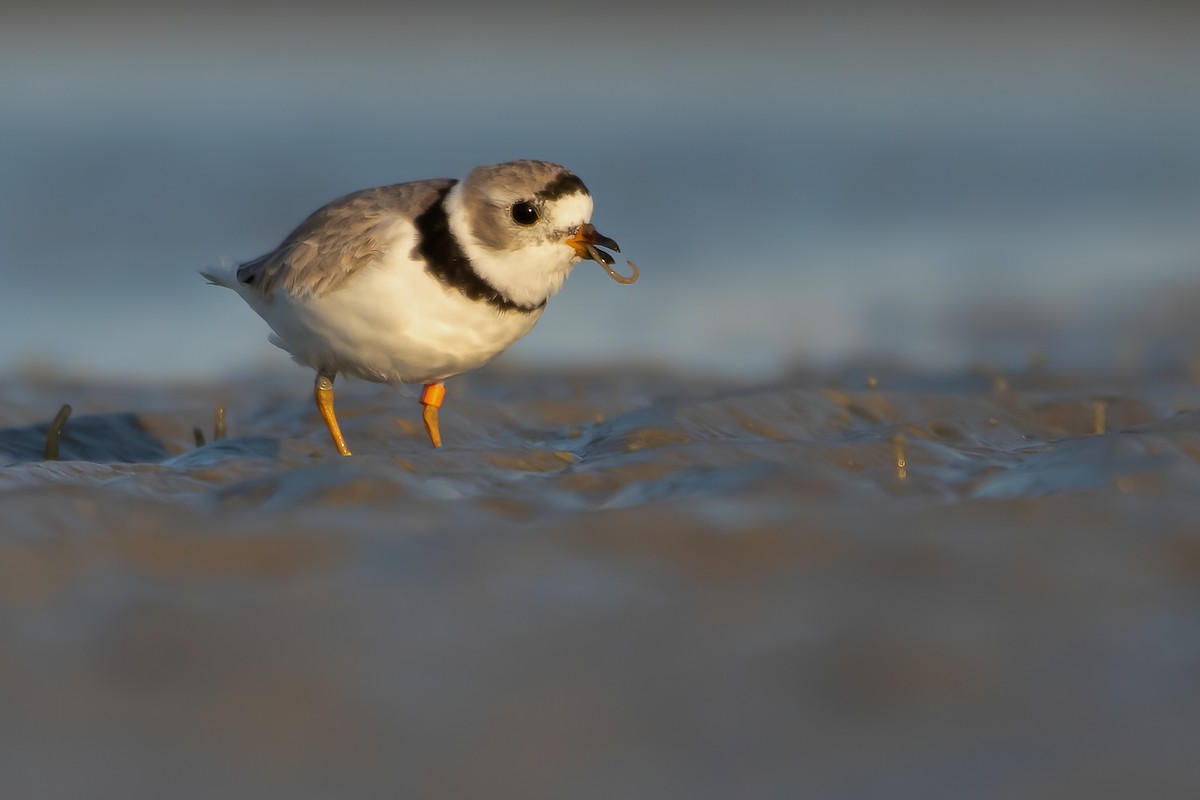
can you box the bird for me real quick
[202,159,638,455]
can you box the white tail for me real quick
[199,258,238,289]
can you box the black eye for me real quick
[510,201,540,226]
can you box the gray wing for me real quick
[236,178,456,298]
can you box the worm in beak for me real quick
[567,223,639,284]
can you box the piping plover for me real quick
[203,159,638,455]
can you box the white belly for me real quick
[241,251,544,384]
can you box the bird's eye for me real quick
[510,201,540,226]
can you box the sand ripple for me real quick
[4,364,1200,797]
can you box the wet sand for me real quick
[4,362,1200,798]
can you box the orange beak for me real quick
[567,223,621,266]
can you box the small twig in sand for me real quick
[892,434,907,480]
[44,404,72,460]
[214,406,227,441]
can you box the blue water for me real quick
[2,5,1198,379]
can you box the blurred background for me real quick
[1,0,1198,379]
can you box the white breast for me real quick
[239,234,544,385]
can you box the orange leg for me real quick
[315,371,352,456]
[420,382,445,449]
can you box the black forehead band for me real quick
[534,172,590,202]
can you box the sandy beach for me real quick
[4,362,1200,797]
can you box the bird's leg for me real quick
[314,370,352,456]
[420,382,445,449]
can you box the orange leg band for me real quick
[420,383,445,408]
